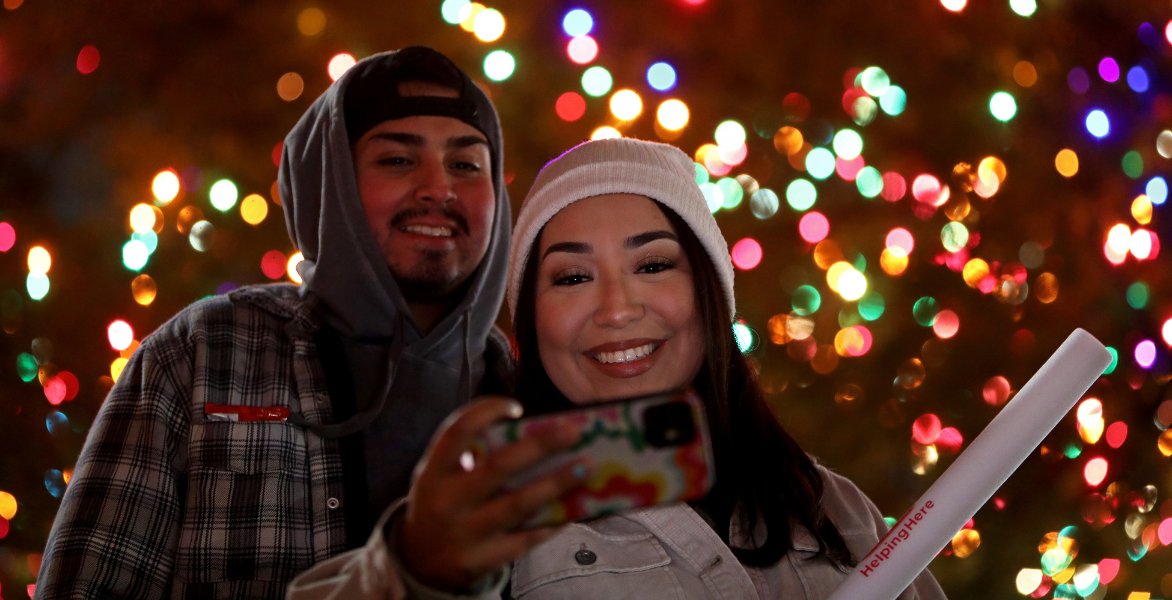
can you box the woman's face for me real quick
[534,193,706,404]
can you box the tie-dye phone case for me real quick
[474,388,716,528]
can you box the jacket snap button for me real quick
[327,497,340,509]
[574,549,596,565]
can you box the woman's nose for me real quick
[593,276,644,328]
[414,159,456,203]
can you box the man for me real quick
[36,47,513,599]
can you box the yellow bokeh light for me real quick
[1016,569,1043,595]
[1132,195,1153,225]
[1107,223,1132,256]
[111,357,128,382]
[459,3,485,32]
[129,203,157,233]
[826,261,853,293]
[297,7,326,36]
[241,194,269,225]
[1055,149,1078,177]
[28,246,50,275]
[328,53,356,81]
[961,258,989,288]
[838,270,867,301]
[0,491,15,519]
[951,528,981,558]
[977,156,1006,187]
[132,274,157,306]
[277,73,305,102]
[1035,272,1058,303]
[152,170,180,204]
[657,99,689,130]
[287,252,305,283]
[813,239,845,270]
[610,89,643,121]
[880,248,908,276]
[1013,61,1037,87]
[591,126,621,140]
[473,8,505,42]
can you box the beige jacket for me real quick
[286,466,947,600]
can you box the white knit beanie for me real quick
[507,137,735,322]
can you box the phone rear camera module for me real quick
[643,401,696,448]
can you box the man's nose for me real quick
[593,274,644,328]
[414,158,456,203]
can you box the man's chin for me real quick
[390,266,467,302]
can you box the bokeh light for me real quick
[1127,66,1149,92]
[750,189,779,219]
[441,0,470,24]
[1086,110,1109,138]
[122,240,149,271]
[805,148,836,180]
[940,0,966,11]
[562,8,593,37]
[879,86,906,115]
[472,8,504,42]
[832,129,863,159]
[786,179,817,210]
[277,72,305,101]
[483,50,515,81]
[0,222,15,252]
[107,320,133,351]
[261,250,287,280]
[209,179,238,211]
[886,228,914,256]
[1055,149,1079,177]
[566,35,598,64]
[647,62,677,91]
[1083,457,1108,486]
[731,238,763,270]
[297,7,326,35]
[792,285,821,315]
[459,3,484,31]
[610,89,642,120]
[28,246,50,275]
[989,91,1017,121]
[288,252,305,283]
[328,53,356,81]
[26,273,49,300]
[837,269,867,301]
[932,309,959,338]
[240,194,268,225]
[76,45,100,74]
[1145,176,1167,205]
[1010,0,1036,16]
[581,66,612,96]
[799,212,829,243]
[591,126,621,140]
[556,92,586,121]
[1014,61,1037,87]
[152,170,180,204]
[657,99,689,130]
[132,274,157,305]
[1135,339,1156,368]
[1098,57,1119,82]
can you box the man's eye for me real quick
[379,157,411,166]
[452,161,482,172]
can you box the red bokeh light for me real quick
[798,211,829,243]
[912,413,942,445]
[261,250,287,280]
[77,45,100,74]
[1105,421,1127,448]
[881,172,906,201]
[731,238,763,270]
[555,92,587,121]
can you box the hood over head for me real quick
[278,47,511,438]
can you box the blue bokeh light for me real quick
[562,9,593,37]
[646,62,677,91]
[1127,66,1149,93]
[1085,110,1109,138]
[1146,176,1168,205]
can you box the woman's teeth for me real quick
[401,224,453,237]
[593,343,657,364]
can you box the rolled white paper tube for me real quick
[824,328,1112,600]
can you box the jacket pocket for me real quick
[177,421,314,583]
[512,524,680,599]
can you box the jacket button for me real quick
[574,549,596,565]
[316,394,327,404]
[327,497,340,509]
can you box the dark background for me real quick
[1,0,1170,598]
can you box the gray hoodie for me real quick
[279,48,511,514]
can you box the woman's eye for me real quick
[637,260,674,274]
[553,271,591,286]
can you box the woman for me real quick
[288,138,947,600]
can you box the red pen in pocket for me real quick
[204,403,290,422]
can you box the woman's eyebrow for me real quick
[625,230,677,248]
[542,241,592,259]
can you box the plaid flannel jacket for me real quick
[36,283,511,600]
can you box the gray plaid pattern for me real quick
[37,285,349,599]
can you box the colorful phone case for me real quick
[474,388,716,528]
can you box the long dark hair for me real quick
[512,200,854,567]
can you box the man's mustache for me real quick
[389,207,470,236]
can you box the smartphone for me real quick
[473,388,716,528]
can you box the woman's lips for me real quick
[584,338,664,378]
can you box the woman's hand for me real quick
[395,396,588,592]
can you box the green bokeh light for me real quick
[750,189,779,219]
[880,86,906,116]
[581,66,613,97]
[694,162,709,185]
[860,66,890,97]
[941,222,970,252]
[123,240,149,271]
[733,322,754,353]
[1103,347,1118,374]
[209,179,238,211]
[990,92,1017,122]
[1122,151,1144,179]
[786,179,817,211]
[912,296,939,326]
[1126,282,1148,309]
[16,352,38,382]
[792,285,821,315]
[805,148,836,180]
[440,0,470,24]
[716,177,743,209]
[858,291,886,320]
[1010,0,1037,17]
[700,182,723,213]
[832,129,863,159]
[856,166,884,198]
[483,50,515,81]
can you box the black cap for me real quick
[343,46,487,143]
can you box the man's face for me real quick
[351,82,495,301]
